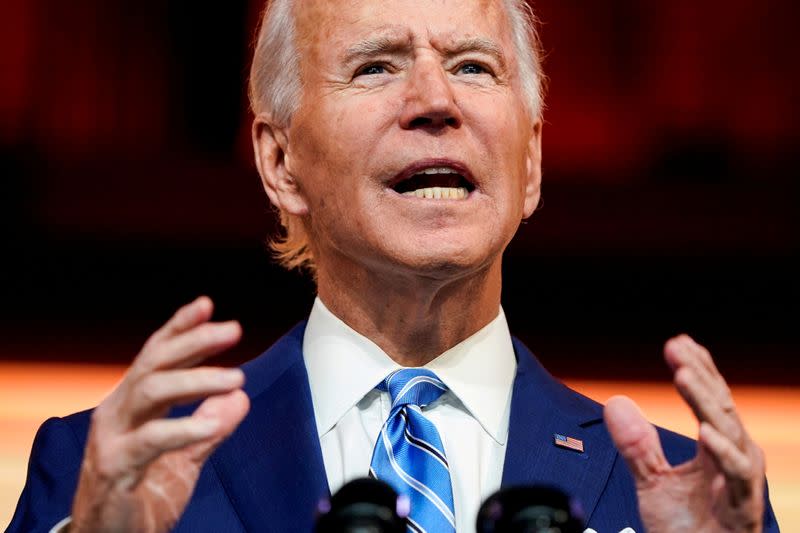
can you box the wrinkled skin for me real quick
[254,0,542,365]
[70,297,249,532]
[605,335,765,532]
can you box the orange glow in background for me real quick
[1,363,798,529]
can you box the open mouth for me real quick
[390,164,476,200]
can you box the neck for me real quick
[315,259,503,367]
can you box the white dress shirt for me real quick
[303,297,516,533]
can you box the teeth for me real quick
[419,167,458,175]
[401,187,469,200]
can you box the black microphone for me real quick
[476,486,586,533]
[315,478,409,533]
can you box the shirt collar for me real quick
[302,297,517,445]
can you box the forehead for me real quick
[294,0,513,59]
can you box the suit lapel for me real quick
[502,338,618,522]
[207,328,618,528]
[211,322,330,532]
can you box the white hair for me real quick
[249,0,300,128]
[249,0,546,272]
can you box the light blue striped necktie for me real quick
[369,368,456,533]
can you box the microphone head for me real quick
[315,477,408,533]
[476,486,586,533]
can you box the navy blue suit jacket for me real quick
[9,322,780,532]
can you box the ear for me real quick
[522,119,543,219]
[252,113,309,216]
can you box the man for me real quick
[9,0,779,531]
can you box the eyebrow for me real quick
[441,37,507,70]
[342,34,413,65]
[342,34,507,70]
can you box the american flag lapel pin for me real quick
[554,433,584,453]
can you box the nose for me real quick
[399,58,463,131]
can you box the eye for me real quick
[457,62,488,75]
[356,64,387,76]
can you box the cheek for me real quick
[333,102,397,161]
[314,105,387,175]
[291,134,372,234]
[494,112,533,188]
[474,115,528,187]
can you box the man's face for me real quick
[276,0,541,280]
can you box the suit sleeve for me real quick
[763,478,781,532]
[7,417,85,533]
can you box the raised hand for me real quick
[604,335,765,532]
[70,296,250,533]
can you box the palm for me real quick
[605,336,765,533]
[73,390,248,533]
[129,449,205,531]
[636,453,725,531]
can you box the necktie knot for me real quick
[380,368,448,410]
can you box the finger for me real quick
[150,296,214,343]
[673,365,744,444]
[665,336,745,446]
[665,335,725,400]
[666,335,731,405]
[699,422,761,506]
[120,415,222,487]
[139,321,242,373]
[666,336,736,427]
[664,334,719,378]
[604,395,671,486]
[186,389,250,464]
[124,367,245,427]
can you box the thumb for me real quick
[604,395,670,486]
[188,389,250,463]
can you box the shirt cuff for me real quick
[49,516,71,533]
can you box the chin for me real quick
[382,238,499,281]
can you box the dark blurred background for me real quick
[1,0,798,383]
